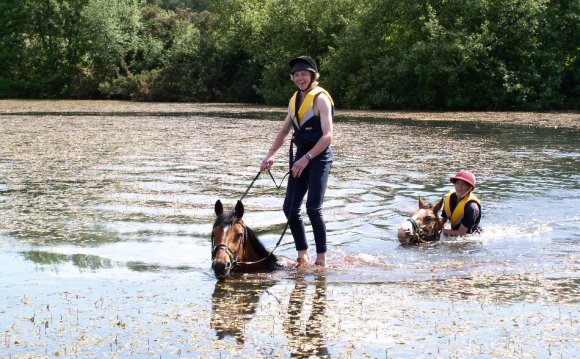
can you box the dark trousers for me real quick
[283,148,332,254]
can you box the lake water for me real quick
[0,100,578,358]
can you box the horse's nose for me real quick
[397,223,413,245]
[398,227,410,235]
[212,260,232,280]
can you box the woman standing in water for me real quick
[260,56,334,267]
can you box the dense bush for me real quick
[0,0,577,110]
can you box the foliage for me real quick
[325,0,579,110]
[0,0,90,97]
[0,0,577,109]
[147,0,209,11]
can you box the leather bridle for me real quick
[406,217,442,244]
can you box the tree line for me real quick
[0,0,577,110]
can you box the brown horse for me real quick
[397,197,444,245]
[211,199,278,279]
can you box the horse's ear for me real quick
[215,200,224,216]
[419,197,432,209]
[235,200,244,219]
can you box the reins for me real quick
[236,169,291,266]
[239,169,290,202]
[233,219,289,267]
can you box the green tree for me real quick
[0,0,577,108]
[79,0,146,98]
[147,0,209,11]
[325,0,578,110]
[137,5,206,101]
[256,0,358,105]
[536,0,579,109]
[0,0,89,97]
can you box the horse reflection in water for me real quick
[210,279,275,344]
[210,274,329,356]
[284,274,329,358]
[397,197,443,245]
[211,199,279,279]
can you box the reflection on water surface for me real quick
[0,101,578,358]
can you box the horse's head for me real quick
[211,199,247,279]
[397,197,443,245]
[211,199,278,279]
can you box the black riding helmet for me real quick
[290,56,318,74]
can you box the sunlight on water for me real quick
[478,223,552,242]
[0,109,577,280]
[0,101,578,358]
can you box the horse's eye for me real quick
[423,216,433,223]
[235,233,244,240]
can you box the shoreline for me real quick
[1,99,578,129]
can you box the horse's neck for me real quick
[241,238,265,261]
[241,231,278,270]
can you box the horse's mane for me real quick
[245,226,278,270]
[216,211,278,271]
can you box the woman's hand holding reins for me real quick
[260,149,276,171]
[291,155,309,178]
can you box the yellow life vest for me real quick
[289,86,334,128]
[444,190,481,227]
